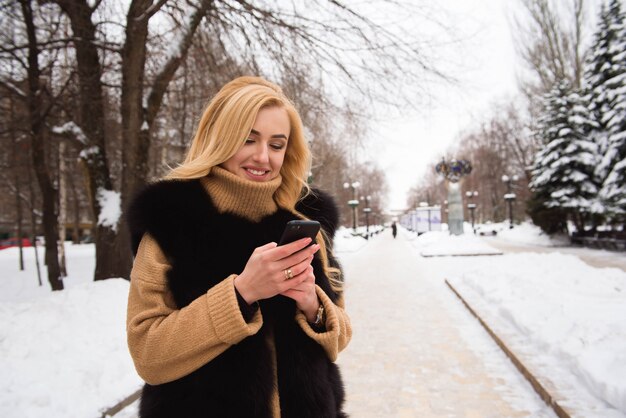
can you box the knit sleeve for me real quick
[126,233,263,385]
[294,285,352,362]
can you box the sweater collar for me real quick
[200,166,282,221]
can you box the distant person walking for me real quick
[391,221,397,239]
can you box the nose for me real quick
[252,143,270,163]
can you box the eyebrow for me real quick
[250,129,288,140]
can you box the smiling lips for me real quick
[244,167,270,179]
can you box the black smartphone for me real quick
[278,220,321,247]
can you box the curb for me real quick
[445,279,571,418]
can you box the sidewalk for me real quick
[114,231,557,418]
[336,232,555,418]
[481,237,626,272]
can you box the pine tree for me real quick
[529,80,599,232]
[583,0,626,218]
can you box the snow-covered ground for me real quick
[403,225,626,417]
[407,230,503,256]
[494,221,570,247]
[0,244,142,418]
[1,222,625,417]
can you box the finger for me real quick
[280,289,304,302]
[281,254,314,280]
[277,244,319,270]
[283,280,314,293]
[254,242,278,253]
[281,280,316,301]
[286,266,315,288]
[269,237,313,260]
[278,267,310,292]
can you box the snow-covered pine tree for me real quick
[583,0,626,218]
[529,80,599,232]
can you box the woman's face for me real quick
[221,106,290,182]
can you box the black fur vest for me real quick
[127,178,347,418]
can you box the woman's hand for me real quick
[234,238,320,305]
[280,265,320,322]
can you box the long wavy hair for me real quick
[165,76,342,292]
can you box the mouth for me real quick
[243,167,271,180]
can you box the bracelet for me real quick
[311,302,325,327]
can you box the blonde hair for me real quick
[166,76,342,292]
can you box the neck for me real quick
[200,166,282,221]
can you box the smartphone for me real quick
[278,220,321,247]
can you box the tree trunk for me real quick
[116,0,153,278]
[116,0,213,278]
[10,89,25,271]
[58,141,68,276]
[20,0,63,290]
[68,168,81,243]
[49,0,126,280]
[28,167,43,287]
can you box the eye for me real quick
[270,143,285,150]
[245,138,255,145]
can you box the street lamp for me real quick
[465,190,478,232]
[361,195,372,237]
[502,175,519,229]
[343,181,360,231]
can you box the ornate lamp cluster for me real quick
[435,158,473,183]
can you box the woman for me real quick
[126,76,351,418]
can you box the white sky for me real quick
[369,0,619,211]
[367,0,523,210]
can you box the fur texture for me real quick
[127,179,347,418]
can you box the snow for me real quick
[445,254,626,414]
[97,188,122,232]
[52,121,88,145]
[495,221,570,246]
[410,225,626,417]
[406,230,502,256]
[0,244,142,418]
[2,224,625,417]
[334,227,370,253]
[79,146,100,160]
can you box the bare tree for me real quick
[3,0,457,282]
[18,0,63,290]
[409,100,535,224]
[512,0,588,97]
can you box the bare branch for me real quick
[0,78,27,98]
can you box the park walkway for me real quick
[115,230,556,418]
[335,231,554,418]
[481,237,626,272]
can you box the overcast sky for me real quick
[365,0,520,210]
[370,0,621,211]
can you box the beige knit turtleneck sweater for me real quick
[126,166,352,417]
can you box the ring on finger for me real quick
[284,268,293,280]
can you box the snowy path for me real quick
[336,231,555,418]
[481,237,626,272]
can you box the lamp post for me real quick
[343,181,360,231]
[465,190,478,233]
[502,175,518,229]
[361,195,372,237]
